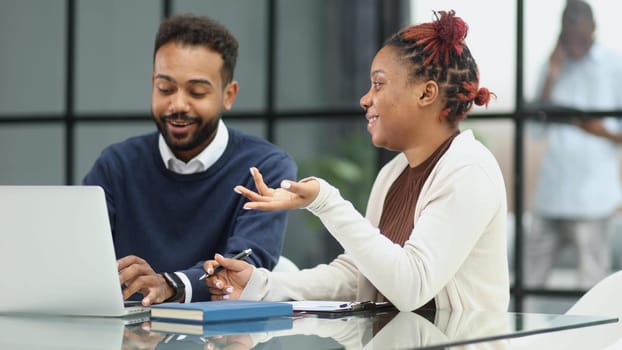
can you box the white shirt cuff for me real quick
[174,271,192,303]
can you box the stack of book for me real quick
[149,300,293,336]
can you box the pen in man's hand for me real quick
[199,248,253,281]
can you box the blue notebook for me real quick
[150,316,293,336]
[150,300,293,323]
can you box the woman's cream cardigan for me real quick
[241,130,509,311]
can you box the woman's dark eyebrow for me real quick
[371,69,385,77]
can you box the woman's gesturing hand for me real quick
[234,167,320,211]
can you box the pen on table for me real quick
[198,248,253,281]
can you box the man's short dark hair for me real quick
[154,14,238,84]
[562,0,594,27]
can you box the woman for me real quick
[205,10,509,312]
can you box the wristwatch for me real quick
[161,272,185,303]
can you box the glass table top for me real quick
[0,308,616,349]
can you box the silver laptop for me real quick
[0,186,149,317]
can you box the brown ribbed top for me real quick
[378,132,458,245]
[375,131,459,308]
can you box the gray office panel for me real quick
[75,122,155,184]
[224,119,266,139]
[0,1,65,115]
[275,0,378,111]
[173,0,268,112]
[0,125,63,184]
[75,0,160,114]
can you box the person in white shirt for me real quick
[525,0,622,289]
[203,10,509,312]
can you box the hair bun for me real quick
[434,10,468,52]
[401,10,469,65]
[474,87,495,106]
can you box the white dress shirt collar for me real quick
[158,119,229,174]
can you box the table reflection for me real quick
[0,314,148,349]
[146,309,614,350]
[0,309,615,350]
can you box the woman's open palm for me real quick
[234,167,319,211]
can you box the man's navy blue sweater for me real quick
[83,128,297,301]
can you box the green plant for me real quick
[298,130,376,230]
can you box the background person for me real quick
[525,0,622,289]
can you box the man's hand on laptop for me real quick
[118,255,182,306]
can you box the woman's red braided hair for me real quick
[386,10,495,125]
[474,87,493,107]
[462,81,495,107]
[401,10,468,66]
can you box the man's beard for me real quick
[156,113,219,152]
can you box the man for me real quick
[83,14,297,305]
[526,1,622,288]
